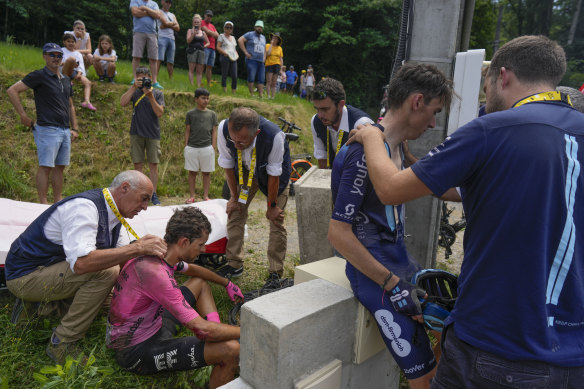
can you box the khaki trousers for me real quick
[7,261,118,343]
[226,176,288,275]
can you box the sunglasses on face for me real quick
[47,53,63,59]
[225,26,233,29]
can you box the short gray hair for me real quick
[229,107,260,134]
[109,170,143,190]
[556,86,584,113]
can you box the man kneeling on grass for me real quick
[106,207,242,387]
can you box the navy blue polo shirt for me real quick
[21,66,73,128]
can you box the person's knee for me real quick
[183,276,207,297]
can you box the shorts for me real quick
[114,286,207,375]
[280,82,287,90]
[184,145,215,172]
[286,83,295,91]
[33,125,71,167]
[431,325,584,388]
[265,64,281,74]
[306,85,314,97]
[204,48,215,66]
[187,50,205,65]
[130,135,161,164]
[158,36,175,64]
[246,59,265,84]
[132,32,158,60]
[345,237,434,380]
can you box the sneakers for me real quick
[46,332,83,365]
[261,272,282,292]
[216,264,244,279]
[152,82,164,90]
[108,77,115,84]
[98,75,105,82]
[151,192,161,205]
[10,298,39,325]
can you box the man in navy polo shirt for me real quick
[311,77,373,169]
[216,107,290,289]
[351,35,584,388]
[7,43,79,204]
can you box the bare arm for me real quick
[186,28,195,44]
[120,85,138,107]
[201,25,218,39]
[203,33,210,48]
[238,36,251,58]
[146,89,164,117]
[73,234,167,274]
[185,124,191,147]
[265,175,284,227]
[211,125,217,150]
[182,264,229,287]
[68,98,78,141]
[216,39,227,56]
[7,81,34,127]
[186,316,240,341]
[130,5,148,17]
[317,159,328,169]
[225,168,241,217]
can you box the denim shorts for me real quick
[246,59,265,84]
[432,325,584,388]
[204,47,215,66]
[157,36,175,64]
[33,125,71,167]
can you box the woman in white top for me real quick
[216,21,239,94]
[305,69,315,101]
[65,20,93,71]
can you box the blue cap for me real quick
[42,43,63,54]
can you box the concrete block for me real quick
[341,349,400,389]
[239,279,358,389]
[295,359,342,389]
[294,167,334,264]
[219,377,254,389]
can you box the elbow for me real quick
[73,261,89,275]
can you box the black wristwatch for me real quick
[270,201,277,208]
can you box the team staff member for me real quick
[6,170,166,364]
[7,43,78,204]
[216,108,290,289]
[311,78,373,169]
[351,35,584,388]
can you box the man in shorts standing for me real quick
[201,10,219,88]
[130,0,163,89]
[7,43,78,204]
[121,67,165,205]
[184,88,218,203]
[238,20,266,97]
[156,0,180,81]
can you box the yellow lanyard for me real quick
[326,129,344,168]
[134,93,147,108]
[102,188,140,240]
[513,91,572,108]
[237,148,256,204]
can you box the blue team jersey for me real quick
[412,100,584,367]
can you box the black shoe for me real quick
[98,75,105,82]
[11,298,39,325]
[261,272,282,292]
[108,77,115,84]
[151,192,161,205]
[216,264,243,279]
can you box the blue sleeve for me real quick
[331,144,369,224]
[411,119,486,196]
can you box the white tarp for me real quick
[0,198,228,265]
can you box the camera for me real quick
[141,77,152,89]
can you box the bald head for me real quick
[109,170,153,218]
[110,170,150,191]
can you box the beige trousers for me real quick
[7,260,118,343]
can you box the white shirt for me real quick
[44,189,129,272]
[310,106,373,161]
[62,47,86,76]
[217,119,286,177]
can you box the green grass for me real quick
[0,41,315,388]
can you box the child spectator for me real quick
[184,88,218,203]
[93,35,117,83]
[279,65,287,93]
[65,20,93,71]
[61,33,96,111]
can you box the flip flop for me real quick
[185,198,196,204]
[81,102,97,111]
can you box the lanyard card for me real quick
[238,187,249,204]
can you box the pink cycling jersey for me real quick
[107,256,199,349]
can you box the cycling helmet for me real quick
[411,269,458,332]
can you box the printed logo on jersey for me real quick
[427,136,452,157]
[374,309,412,357]
[350,154,367,196]
[188,346,199,368]
[154,349,178,371]
[344,204,355,216]
[403,363,426,375]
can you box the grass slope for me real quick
[0,41,315,388]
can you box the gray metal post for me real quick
[403,0,472,268]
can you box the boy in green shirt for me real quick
[184,88,218,202]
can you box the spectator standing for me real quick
[120,67,165,205]
[156,0,180,81]
[93,35,117,83]
[6,170,166,364]
[299,69,306,98]
[216,108,290,290]
[305,69,315,101]
[64,20,93,72]
[216,21,239,94]
[238,20,266,98]
[311,78,373,168]
[6,43,78,204]
[279,65,287,93]
[184,88,218,203]
[285,65,298,95]
[186,14,210,87]
[61,33,96,111]
[201,10,219,88]
[265,32,283,99]
[129,0,163,89]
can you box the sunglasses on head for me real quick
[46,53,63,59]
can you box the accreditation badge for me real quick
[238,188,249,204]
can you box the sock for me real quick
[206,312,220,323]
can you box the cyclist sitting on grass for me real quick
[328,63,457,389]
[107,207,243,388]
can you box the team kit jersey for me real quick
[411,99,584,366]
[331,140,435,379]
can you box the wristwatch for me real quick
[270,201,277,208]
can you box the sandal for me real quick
[81,102,97,111]
[185,198,196,204]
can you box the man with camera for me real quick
[121,66,165,205]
